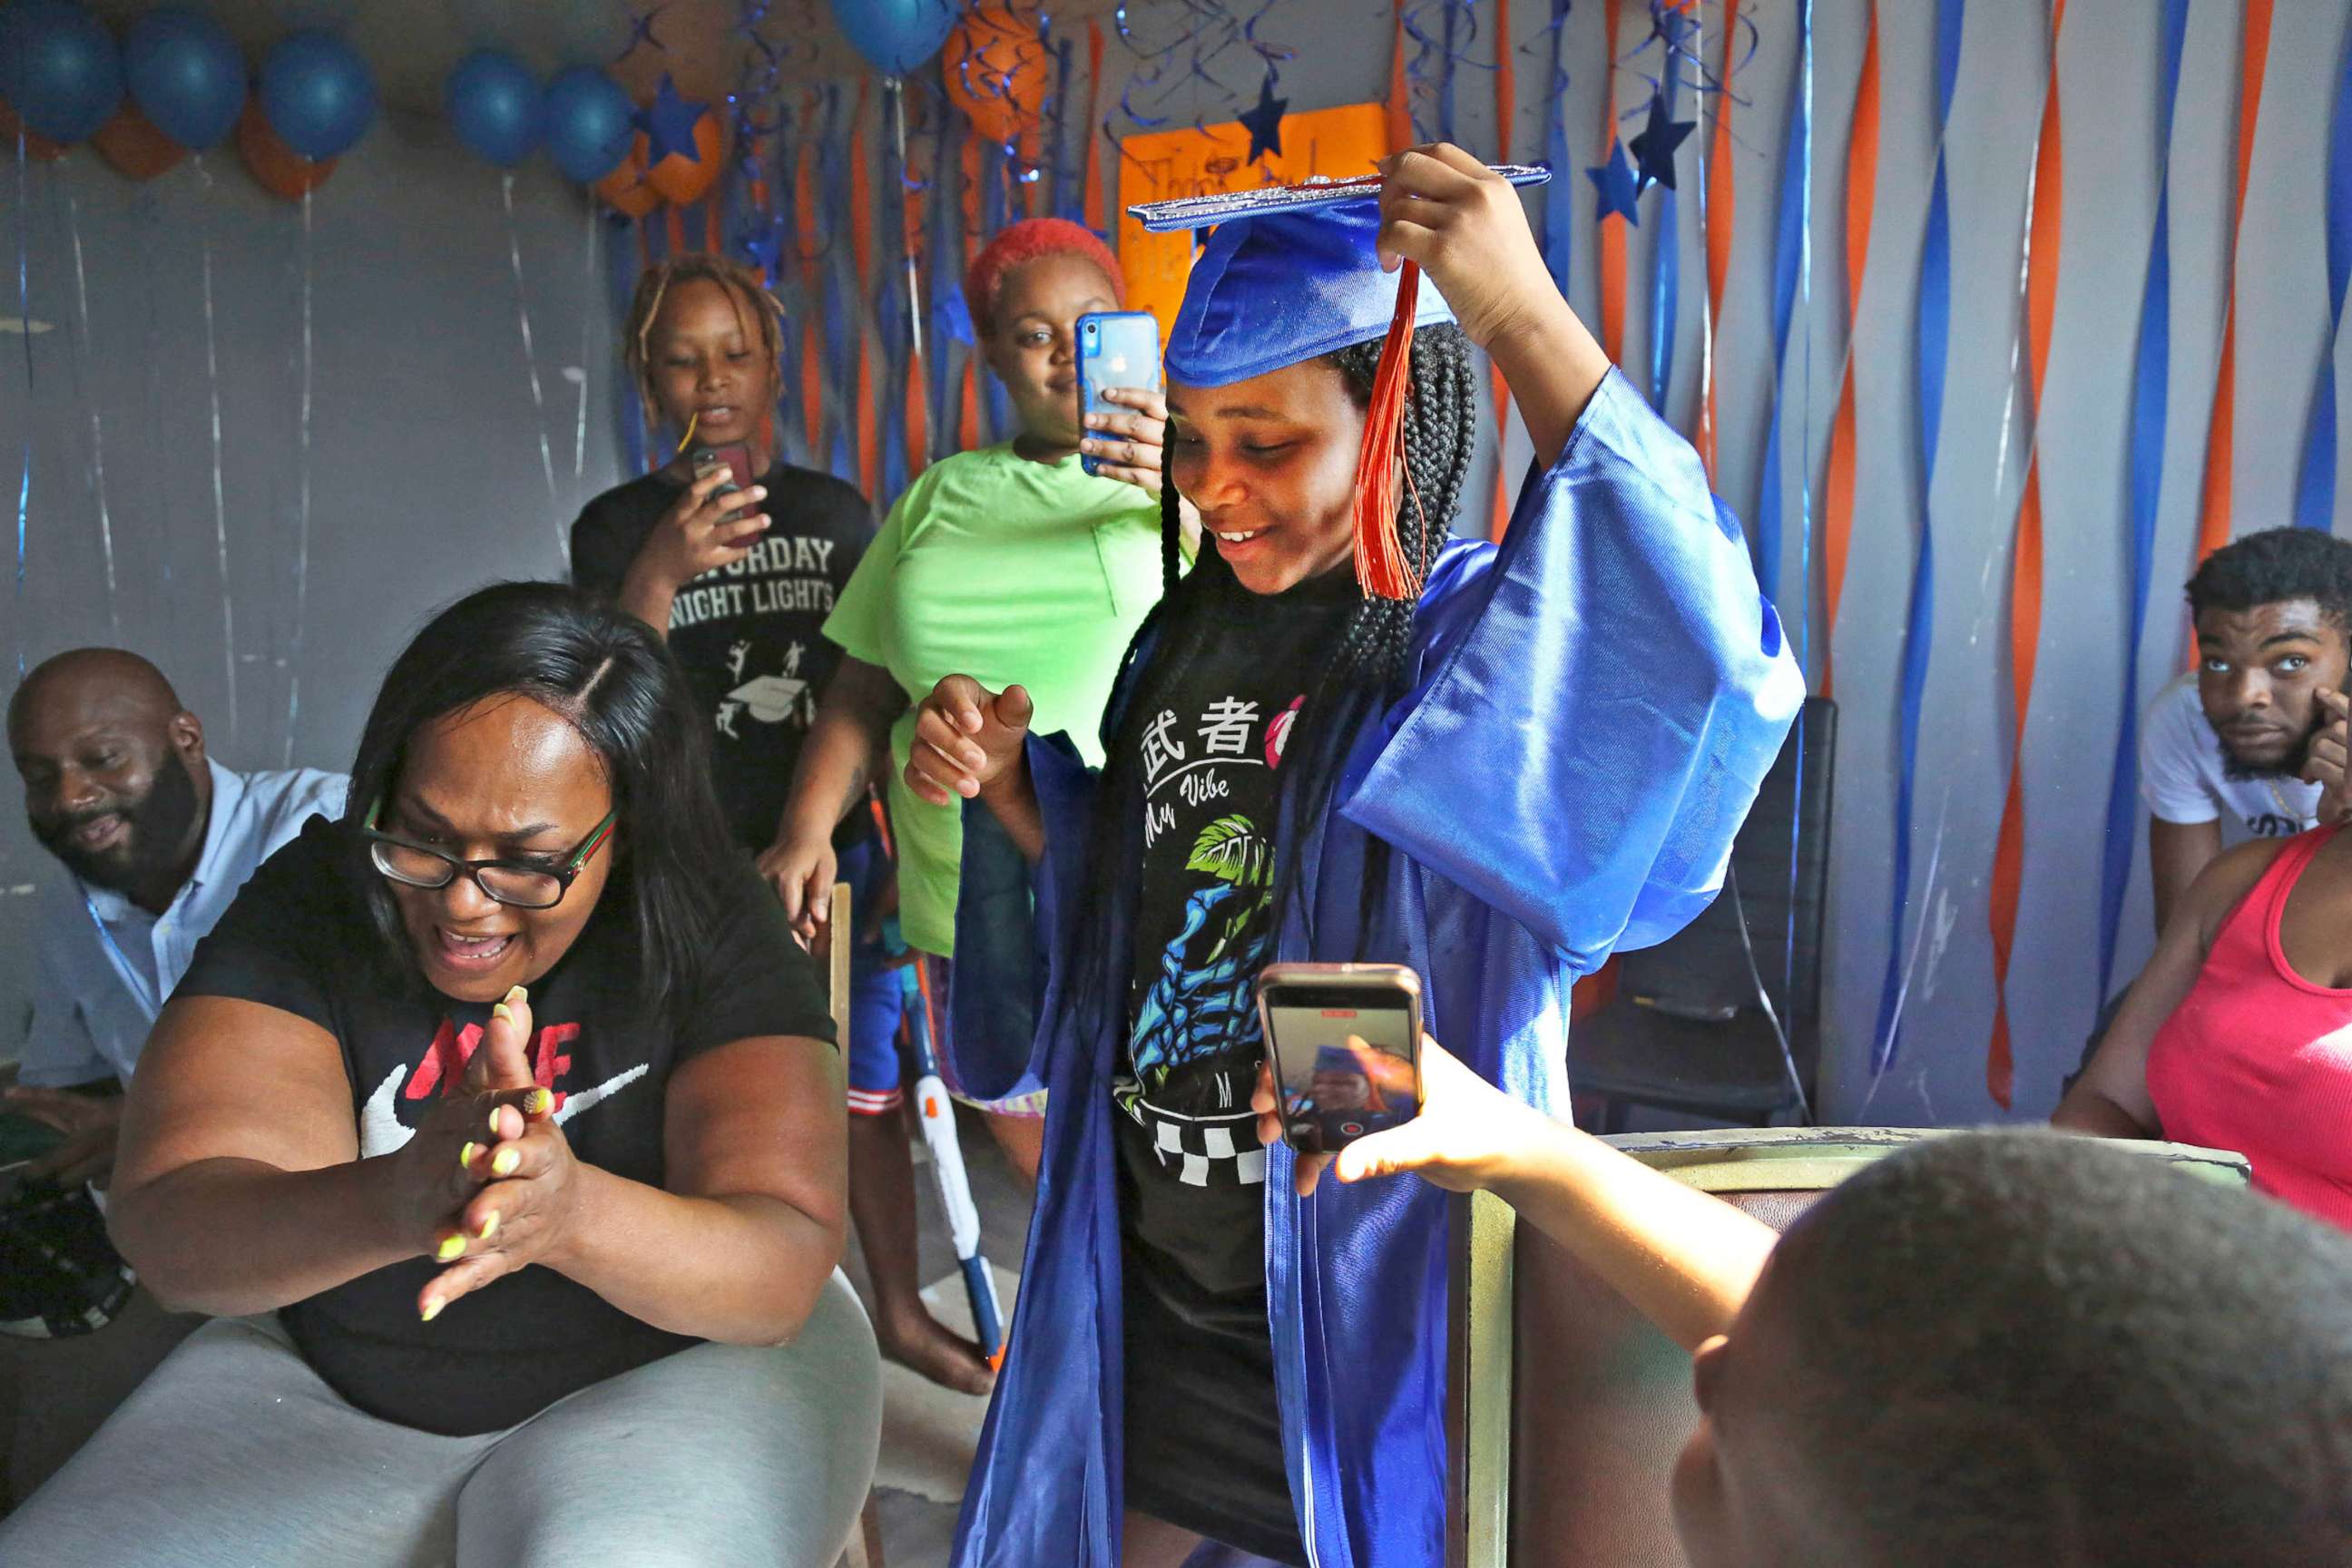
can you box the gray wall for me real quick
[6,0,2347,1131]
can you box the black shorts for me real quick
[1121,1251,1309,1566]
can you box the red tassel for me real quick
[1352,261,1426,601]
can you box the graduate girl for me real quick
[904,146,1803,1566]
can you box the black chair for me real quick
[1570,697,1836,1131]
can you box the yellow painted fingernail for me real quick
[487,1108,505,1134]
[492,1003,513,1024]
[525,1088,554,1116]
[475,1210,499,1240]
[458,1142,479,1170]
[436,1234,466,1262]
[420,1298,444,1323]
[506,985,527,1004]
[491,1148,519,1177]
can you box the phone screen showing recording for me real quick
[1265,997,1420,1155]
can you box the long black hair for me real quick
[341,581,739,1026]
[1072,323,1479,1031]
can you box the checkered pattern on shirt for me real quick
[1127,1101,1268,1189]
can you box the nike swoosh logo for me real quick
[355,1063,646,1157]
[553,1065,647,1125]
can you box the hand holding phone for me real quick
[1075,311,1166,483]
[1256,963,1424,1160]
[690,443,758,496]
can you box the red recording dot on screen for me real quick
[1321,1009,1358,1018]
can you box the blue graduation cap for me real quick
[1131,165,1550,389]
[1129,163,1551,600]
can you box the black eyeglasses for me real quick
[361,797,618,911]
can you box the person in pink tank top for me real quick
[2060,736,2352,1228]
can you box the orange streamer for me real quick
[1987,0,2068,1113]
[798,124,824,460]
[665,204,687,255]
[1818,0,1879,702]
[1696,0,1740,483]
[1597,0,1628,372]
[1387,4,1414,152]
[2191,0,2275,573]
[1488,0,1515,540]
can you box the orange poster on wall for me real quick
[1116,102,1391,342]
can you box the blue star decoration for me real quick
[640,74,707,165]
[1238,69,1288,164]
[1627,91,1696,195]
[1587,138,1641,225]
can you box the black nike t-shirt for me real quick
[172,816,835,1436]
[571,460,873,853]
[1116,559,1357,1328]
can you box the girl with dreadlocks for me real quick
[906,147,1802,1567]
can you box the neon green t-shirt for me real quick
[824,444,1164,955]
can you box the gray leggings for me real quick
[0,1270,882,1568]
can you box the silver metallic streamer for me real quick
[284,188,315,768]
[575,200,596,480]
[63,193,119,640]
[196,156,238,749]
[501,172,564,569]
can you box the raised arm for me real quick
[1281,1038,1775,1352]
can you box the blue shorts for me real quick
[837,840,907,1118]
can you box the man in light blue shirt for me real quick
[6,649,345,1186]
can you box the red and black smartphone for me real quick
[1257,962,1425,1157]
[690,442,759,497]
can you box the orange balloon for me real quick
[644,111,723,207]
[93,105,187,181]
[236,101,335,199]
[943,6,1050,147]
[0,101,69,162]
[594,132,660,218]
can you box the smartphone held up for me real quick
[1075,311,1164,477]
[1257,963,1425,1157]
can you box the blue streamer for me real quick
[1749,6,1815,601]
[1871,0,1965,1076]
[1540,1,1574,300]
[12,137,29,679]
[1784,0,1816,1058]
[929,103,963,463]
[1049,34,1078,222]
[2296,27,2352,534]
[608,211,650,477]
[1648,69,1680,410]
[980,146,1013,443]
[772,103,808,470]
[878,89,911,505]
[2095,0,2192,1005]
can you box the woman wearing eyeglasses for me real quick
[0,583,881,1567]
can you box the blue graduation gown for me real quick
[948,370,1804,1566]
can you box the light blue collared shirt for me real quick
[19,760,348,1087]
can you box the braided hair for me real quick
[1071,323,1479,1032]
[619,254,787,436]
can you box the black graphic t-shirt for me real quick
[1116,560,1358,1326]
[172,817,835,1436]
[571,460,874,852]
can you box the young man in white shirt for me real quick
[2139,528,2352,934]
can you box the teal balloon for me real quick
[124,8,244,151]
[0,0,123,144]
[259,30,376,162]
[446,48,541,167]
[542,65,633,184]
[828,0,958,77]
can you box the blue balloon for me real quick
[0,0,123,144]
[124,9,244,151]
[541,64,634,184]
[259,30,376,162]
[828,0,958,78]
[445,48,540,167]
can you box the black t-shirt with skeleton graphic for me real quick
[1116,560,1357,1319]
[572,459,873,852]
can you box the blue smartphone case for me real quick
[1076,311,1163,477]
